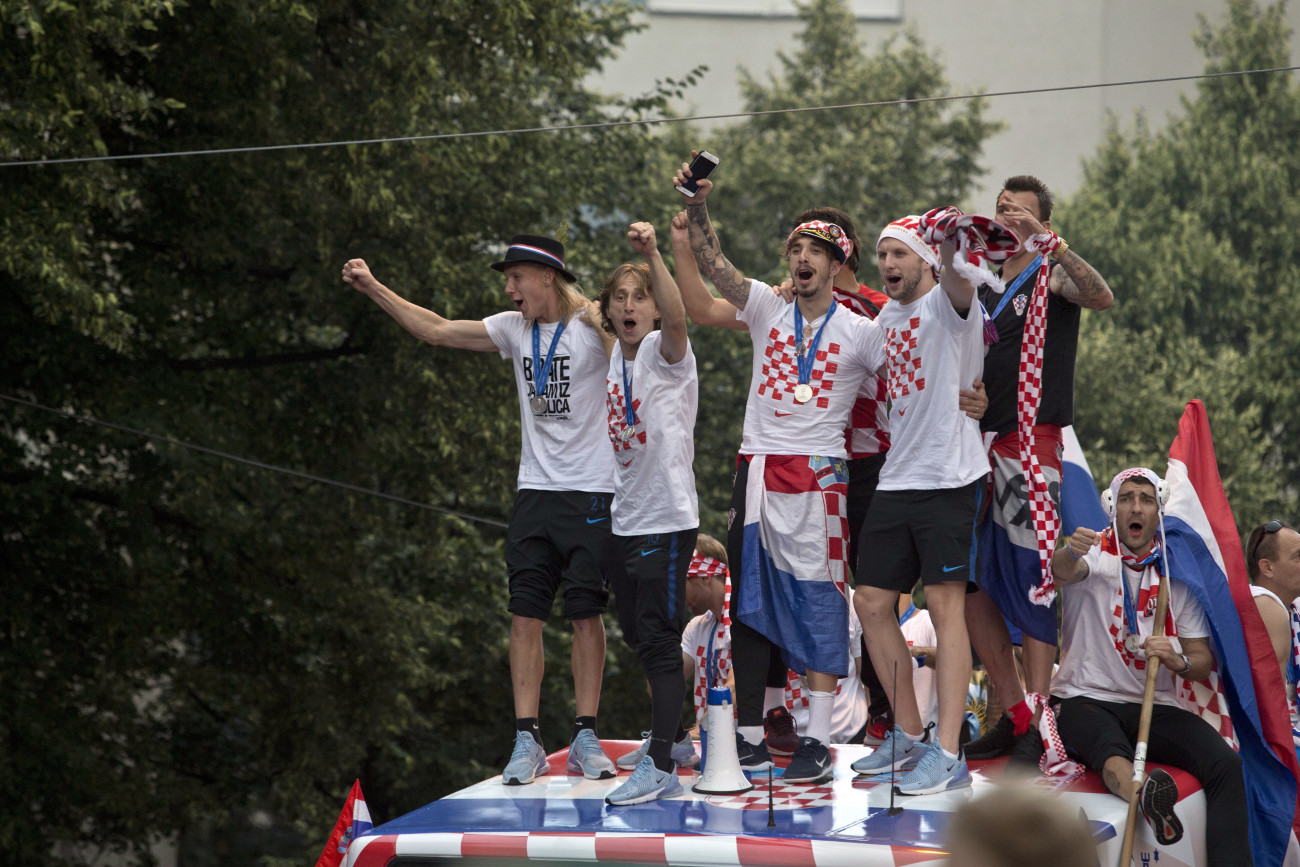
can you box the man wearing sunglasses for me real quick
[1247,519,1300,752]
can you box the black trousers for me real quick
[1056,695,1252,867]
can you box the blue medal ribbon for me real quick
[1120,539,1162,639]
[531,319,566,410]
[621,355,636,429]
[793,302,836,386]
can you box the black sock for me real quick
[648,669,688,773]
[571,716,598,742]
[517,718,541,746]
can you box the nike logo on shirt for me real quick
[941,564,966,573]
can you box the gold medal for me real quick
[529,396,546,415]
[793,384,813,404]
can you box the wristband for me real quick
[1067,546,1083,560]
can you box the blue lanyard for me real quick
[531,320,566,404]
[621,356,636,428]
[794,302,836,385]
[1120,543,1161,636]
[899,603,918,626]
[989,255,1042,320]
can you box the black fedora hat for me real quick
[490,234,577,283]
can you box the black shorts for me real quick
[856,481,981,592]
[505,489,616,621]
[610,529,698,678]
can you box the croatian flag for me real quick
[739,454,851,677]
[1161,400,1300,863]
[316,779,373,867]
[1060,425,1109,533]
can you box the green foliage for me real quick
[1064,0,1299,540]
[1,0,1001,862]
[0,0,673,863]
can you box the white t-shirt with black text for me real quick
[484,311,614,493]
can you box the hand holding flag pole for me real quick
[1117,571,1171,867]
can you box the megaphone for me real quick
[692,686,754,795]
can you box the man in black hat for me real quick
[343,235,620,785]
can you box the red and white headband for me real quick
[788,220,853,264]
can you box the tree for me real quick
[1063,0,1298,538]
[0,1,680,862]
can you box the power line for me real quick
[0,392,510,531]
[2,65,1297,169]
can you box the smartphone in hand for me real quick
[675,151,720,197]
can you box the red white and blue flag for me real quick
[739,454,851,677]
[1060,425,1109,534]
[1161,400,1300,863]
[316,779,373,867]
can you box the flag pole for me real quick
[1117,570,1171,867]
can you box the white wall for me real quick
[593,0,1300,210]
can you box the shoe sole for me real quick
[617,751,698,772]
[568,762,617,780]
[1142,771,1184,845]
[852,753,922,776]
[766,742,797,757]
[605,784,683,806]
[502,763,548,786]
[893,769,972,797]
[615,755,645,771]
[782,765,832,784]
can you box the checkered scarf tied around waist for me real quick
[924,205,1060,609]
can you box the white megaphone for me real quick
[692,685,754,795]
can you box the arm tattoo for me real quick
[687,202,750,309]
[1052,251,1112,310]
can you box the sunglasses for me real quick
[1248,519,1285,566]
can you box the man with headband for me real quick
[672,159,885,784]
[964,175,1113,771]
[1052,468,1250,864]
[342,236,620,786]
[850,213,988,795]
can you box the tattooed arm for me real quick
[672,156,752,310]
[1049,250,1113,311]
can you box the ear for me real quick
[1042,218,1052,231]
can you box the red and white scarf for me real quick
[1016,231,1063,606]
[688,552,733,720]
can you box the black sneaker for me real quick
[782,737,832,784]
[963,713,1016,760]
[1140,768,1184,845]
[735,732,774,770]
[1003,727,1045,778]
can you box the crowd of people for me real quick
[341,158,1295,862]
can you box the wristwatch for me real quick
[1178,653,1192,675]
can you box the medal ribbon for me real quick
[530,320,566,409]
[621,355,636,429]
[794,302,836,386]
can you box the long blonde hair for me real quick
[553,272,592,325]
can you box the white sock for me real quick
[942,747,960,761]
[738,724,764,745]
[763,687,786,713]
[806,690,834,745]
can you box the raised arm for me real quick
[627,221,688,364]
[1051,527,1099,587]
[937,240,976,314]
[996,198,1112,311]
[1048,248,1113,311]
[669,210,746,331]
[343,258,496,352]
[672,156,752,310]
